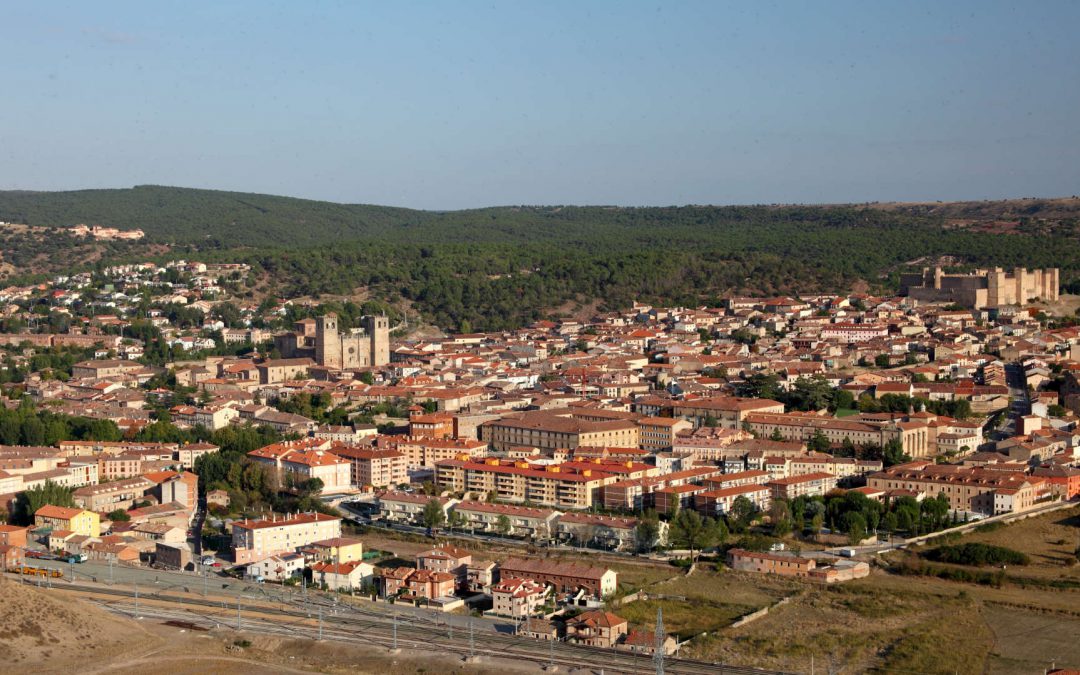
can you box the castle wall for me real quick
[903,267,1058,309]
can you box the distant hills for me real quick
[1,185,1078,330]
[0,185,425,247]
[1,184,1078,249]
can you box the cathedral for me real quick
[274,313,390,369]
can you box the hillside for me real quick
[0,185,426,247]
[3,186,1080,331]
[0,576,146,669]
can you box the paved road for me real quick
[12,575,785,675]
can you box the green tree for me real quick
[447,509,466,533]
[495,514,512,536]
[635,510,661,552]
[808,429,831,453]
[107,509,131,522]
[883,438,911,466]
[421,497,446,533]
[842,512,867,545]
[727,495,760,534]
[12,480,75,525]
[668,508,720,564]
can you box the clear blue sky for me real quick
[2,1,1078,209]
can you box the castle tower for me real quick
[316,314,342,369]
[362,315,390,367]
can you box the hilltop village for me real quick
[1,260,1078,654]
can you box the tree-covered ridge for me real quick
[0,185,424,248]
[5,185,1080,331]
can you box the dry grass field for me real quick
[610,506,1080,673]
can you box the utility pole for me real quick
[469,617,475,658]
[109,558,114,584]
[237,599,242,631]
[548,634,555,670]
[204,568,208,598]
[318,605,323,640]
[654,606,665,675]
[134,582,140,618]
[392,613,398,650]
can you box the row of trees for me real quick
[781,491,955,543]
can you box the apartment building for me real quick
[231,512,342,564]
[669,396,785,428]
[34,505,101,537]
[417,544,472,588]
[170,404,239,430]
[408,410,455,439]
[554,513,649,551]
[498,557,618,598]
[600,466,724,511]
[327,445,407,489]
[868,461,1045,515]
[635,416,692,451]
[492,577,550,618]
[98,452,174,481]
[72,476,154,512]
[392,437,488,468]
[435,458,618,510]
[694,483,772,516]
[450,501,561,540]
[175,442,220,469]
[744,411,930,458]
[378,491,453,524]
[247,439,351,493]
[767,472,838,501]
[480,410,639,453]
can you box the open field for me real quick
[665,571,994,674]
[606,506,1080,673]
[983,604,1080,674]
[617,567,792,639]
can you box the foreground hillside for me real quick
[0,576,525,674]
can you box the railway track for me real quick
[40,580,785,675]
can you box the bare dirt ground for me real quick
[1031,293,1080,318]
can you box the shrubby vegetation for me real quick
[927,542,1030,567]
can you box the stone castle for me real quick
[274,313,390,369]
[900,266,1059,309]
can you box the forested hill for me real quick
[2,185,1079,250]
[3,185,1080,331]
[0,185,425,247]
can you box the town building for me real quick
[498,557,617,598]
[34,505,100,537]
[231,512,342,564]
[274,314,390,369]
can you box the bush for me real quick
[927,543,1029,567]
